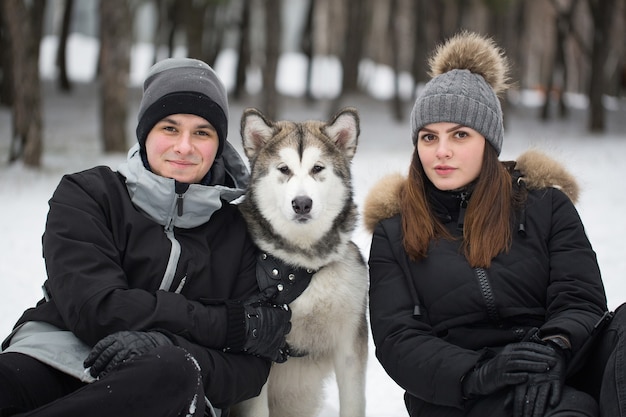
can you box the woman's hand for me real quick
[462,342,558,398]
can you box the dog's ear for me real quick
[324,107,360,160]
[240,108,275,160]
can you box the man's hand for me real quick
[242,287,292,363]
[84,331,173,378]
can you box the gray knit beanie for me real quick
[410,32,510,155]
[136,58,229,157]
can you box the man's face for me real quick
[145,114,219,183]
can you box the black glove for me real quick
[84,331,173,378]
[241,287,292,363]
[462,342,559,398]
[512,341,568,417]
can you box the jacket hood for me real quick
[363,149,579,233]
[118,142,249,228]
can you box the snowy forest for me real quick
[1,0,625,168]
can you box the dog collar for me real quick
[256,252,316,305]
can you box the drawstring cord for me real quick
[516,176,528,237]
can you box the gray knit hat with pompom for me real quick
[136,58,229,157]
[410,31,510,155]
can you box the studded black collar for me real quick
[255,252,316,305]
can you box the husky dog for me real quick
[231,108,368,417]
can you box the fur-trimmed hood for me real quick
[363,149,579,233]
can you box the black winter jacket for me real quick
[6,144,269,408]
[364,150,608,410]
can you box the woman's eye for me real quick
[455,131,469,138]
[421,134,435,142]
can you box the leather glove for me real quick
[512,341,568,417]
[241,287,292,363]
[462,342,559,398]
[84,331,173,378]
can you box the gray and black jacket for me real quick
[365,150,608,411]
[3,143,268,409]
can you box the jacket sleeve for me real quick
[39,169,257,349]
[368,217,481,409]
[539,188,608,353]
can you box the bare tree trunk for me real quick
[488,1,530,134]
[541,0,578,121]
[510,0,527,90]
[411,0,429,89]
[152,0,168,63]
[621,65,626,98]
[389,0,404,121]
[201,4,226,67]
[183,0,206,59]
[587,0,617,132]
[234,0,251,99]
[166,1,179,58]
[0,6,14,106]
[301,0,315,102]
[1,0,45,167]
[263,0,281,119]
[330,0,367,113]
[57,0,74,92]
[341,0,366,94]
[434,0,446,40]
[99,0,132,153]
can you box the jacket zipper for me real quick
[159,186,186,291]
[474,267,502,325]
[457,191,469,229]
[160,222,182,291]
[176,192,184,216]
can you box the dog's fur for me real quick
[231,108,368,417]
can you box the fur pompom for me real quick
[428,31,510,95]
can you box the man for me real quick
[0,58,291,417]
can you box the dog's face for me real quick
[240,108,360,247]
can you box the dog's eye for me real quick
[277,165,291,175]
[311,165,325,174]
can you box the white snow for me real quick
[1,37,625,417]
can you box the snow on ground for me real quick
[1,37,625,416]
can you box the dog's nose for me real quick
[292,196,312,214]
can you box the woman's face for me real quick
[417,122,486,191]
[145,113,219,183]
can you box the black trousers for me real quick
[0,345,205,417]
[405,303,626,417]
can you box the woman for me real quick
[0,58,291,417]
[365,31,624,417]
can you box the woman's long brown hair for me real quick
[399,143,513,268]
